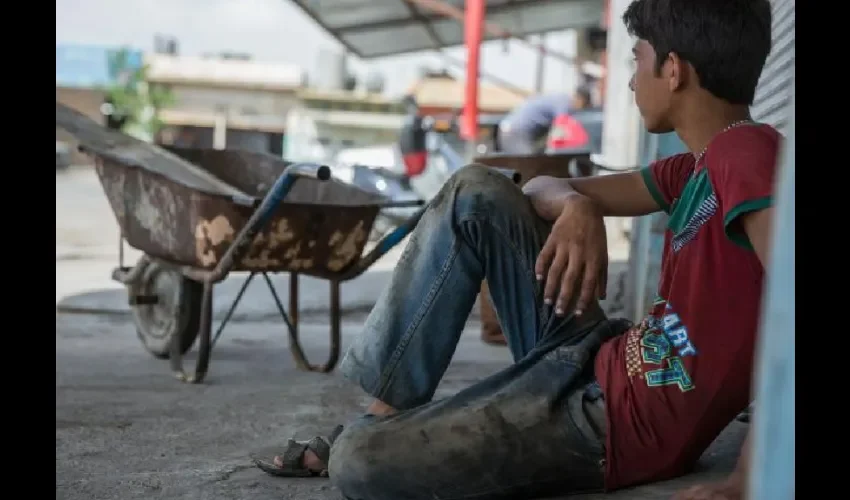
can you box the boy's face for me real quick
[630,39,676,134]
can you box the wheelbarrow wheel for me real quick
[130,259,203,359]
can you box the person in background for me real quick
[497,87,593,155]
[397,94,428,177]
[546,85,597,153]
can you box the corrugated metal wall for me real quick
[750,0,795,135]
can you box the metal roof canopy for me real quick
[288,0,605,59]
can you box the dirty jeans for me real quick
[330,164,628,500]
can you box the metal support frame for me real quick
[209,271,342,373]
[404,0,583,66]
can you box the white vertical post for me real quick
[213,114,227,150]
[600,0,642,171]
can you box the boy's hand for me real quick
[535,194,608,316]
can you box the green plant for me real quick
[103,47,174,139]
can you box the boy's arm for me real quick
[522,153,694,220]
[522,170,662,219]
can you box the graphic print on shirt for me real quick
[668,169,718,254]
[625,297,697,392]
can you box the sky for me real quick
[55,0,581,97]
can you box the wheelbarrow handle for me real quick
[285,163,332,181]
[254,163,330,226]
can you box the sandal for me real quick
[253,425,344,477]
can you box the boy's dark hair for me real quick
[623,0,772,105]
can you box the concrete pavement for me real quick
[56,313,744,500]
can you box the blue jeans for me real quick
[330,165,629,500]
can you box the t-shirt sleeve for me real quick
[707,126,781,249]
[640,153,695,214]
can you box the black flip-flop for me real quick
[253,425,344,478]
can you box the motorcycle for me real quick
[331,145,424,243]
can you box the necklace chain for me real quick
[693,119,755,165]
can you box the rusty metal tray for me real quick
[97,145,391,280]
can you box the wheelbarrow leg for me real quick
[325,280,342,372]
[212,272,257,347]
[264,272,340,373]
[263,272,303,369]
[169,280,214,384]
[191,282,214,383]
[290,279,341,373]
[289,272,299,345]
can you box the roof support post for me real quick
[461,0,485,149]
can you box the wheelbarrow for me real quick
[56,102,426,384]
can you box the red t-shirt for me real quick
[594,124,781,490]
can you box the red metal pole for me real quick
[461,0,485,142]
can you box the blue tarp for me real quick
[56,44,143,88]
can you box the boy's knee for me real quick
[442,164,525,216]
[452,163,516,193]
